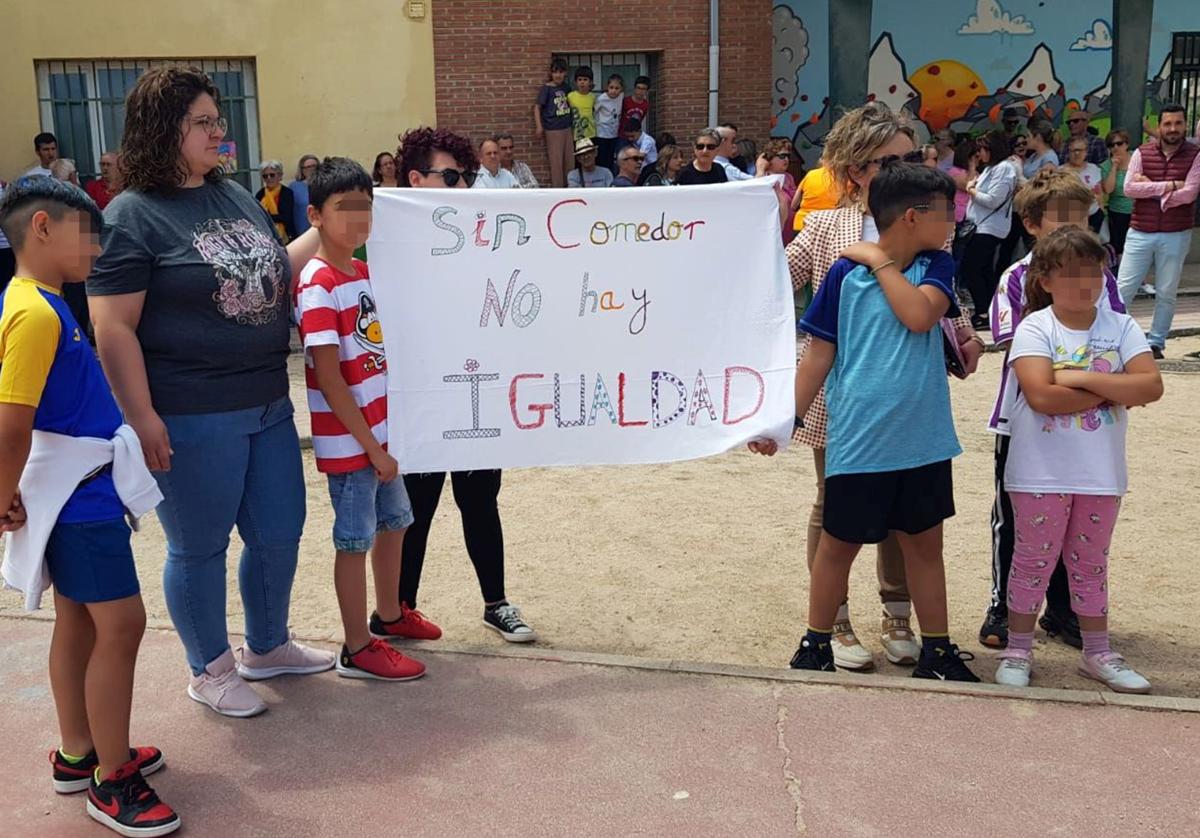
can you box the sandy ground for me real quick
[9,337,1200,697]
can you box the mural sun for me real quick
[910,60,988,130]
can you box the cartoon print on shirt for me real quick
[193,218,285,326]
[1039,345,1121,433]
[353,291,386,374]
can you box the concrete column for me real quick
[1111,0,1154,140]
[828,0,872,115]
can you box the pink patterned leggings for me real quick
[1008,492,1121,618]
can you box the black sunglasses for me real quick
[695,142,718,151]
[419,168,476,187]
[865,154,902,168]
[1107,139,1127,148]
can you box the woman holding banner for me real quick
[784,103,983,672]
[389,127,538,645]
[87,66,333,719]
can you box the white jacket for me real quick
[2,425,161,610]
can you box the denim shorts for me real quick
[45,517,140,604]
[327,466,415,552]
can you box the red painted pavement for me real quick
[1,618,1197,837]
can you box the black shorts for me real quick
[823,460,955,545]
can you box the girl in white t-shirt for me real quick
[997,227,1163,693]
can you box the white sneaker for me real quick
[880,612,920,665]
[831,620,874,671]
[1078,652,1151,694]
[994,650,1032,687]
[187,650,268,718]
[1140,283,1156,297]
[236,635,336,680]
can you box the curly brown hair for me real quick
[120,66,222,193]
[397,127,478,186]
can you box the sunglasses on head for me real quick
[419,168,476,187]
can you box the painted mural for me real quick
[772,0,1191,158]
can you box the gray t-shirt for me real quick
[567,166,614,188]
[87,179,292,415]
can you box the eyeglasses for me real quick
[187,115,228,136]
[772,153,791,160]
[622,155,646,163]
[302,162,318,170]
[1068,118,1087,124]
[1107,140,1127,148]
[695,142,718,151]
[865,154,901,168]
[261,171,281,179]
[419,168,476,187]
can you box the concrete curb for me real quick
[3,611,1197,714]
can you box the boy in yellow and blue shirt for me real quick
[0,177,179,836]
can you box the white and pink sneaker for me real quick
[1079,651,1151,694]
[187,650,268,718]
[236,635,336,681]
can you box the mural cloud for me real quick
[1070,19,1113,51]
[958,0,1034,36]
[772,4,809,111]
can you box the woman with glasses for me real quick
[962,131,1019,328]
[675,129,728,185]
[289,153,319,236]
[1060,137,1105,232]
[255,160,298,243]
[87,67,331,719]
[783,102,984,673]
[390,126,536,644]
[757,138,799,241]
[1100,129,1134,257]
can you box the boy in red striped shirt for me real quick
[294,157,424,681]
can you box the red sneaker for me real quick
[336,639,426,681]
[51,746,165,794]
[370,603,442,641]
[87,760,180,837]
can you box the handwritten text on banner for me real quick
[367,179,795,471]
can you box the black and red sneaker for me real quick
[87,761,180,837]
[51,746,165,794]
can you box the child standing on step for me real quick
[995,227,1162,693]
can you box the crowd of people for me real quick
[0,61,1197,837]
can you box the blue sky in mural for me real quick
[775,0,1185,130]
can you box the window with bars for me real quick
[35,58,262,191]
[552,52,659,136]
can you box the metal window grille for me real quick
[1166,32,1200,224]
[35,58,262,191]
[552,52,660,137]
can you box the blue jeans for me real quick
[1116,229,1191,348]
[327,466,414,552]
[155,397,306,675]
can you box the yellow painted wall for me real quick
[0,0,436,182]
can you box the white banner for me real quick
[367,179,795,472]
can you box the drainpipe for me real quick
[708,0,719,126]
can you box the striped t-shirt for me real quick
[295,257,388,473]
[987,253,1124,435]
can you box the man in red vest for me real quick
[1117,103,1200,358]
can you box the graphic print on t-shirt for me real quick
[192,218,287,326]
[1041,340,1121,433]
[354,291,386,373]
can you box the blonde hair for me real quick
[822,103,913,206]
[1014,168,1093,225]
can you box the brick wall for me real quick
[431,0,772,186]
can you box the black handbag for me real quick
[953,171,1015,261]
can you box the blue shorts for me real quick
[327,466,414,552]
[45,517,140,604]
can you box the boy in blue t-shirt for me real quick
[0,178,180,836]
[753,162,979,682]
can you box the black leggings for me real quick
[400,470,505,608]
[1107,211,1131,255]
[961,232,1005,319]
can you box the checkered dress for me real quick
[786,206,972,449]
